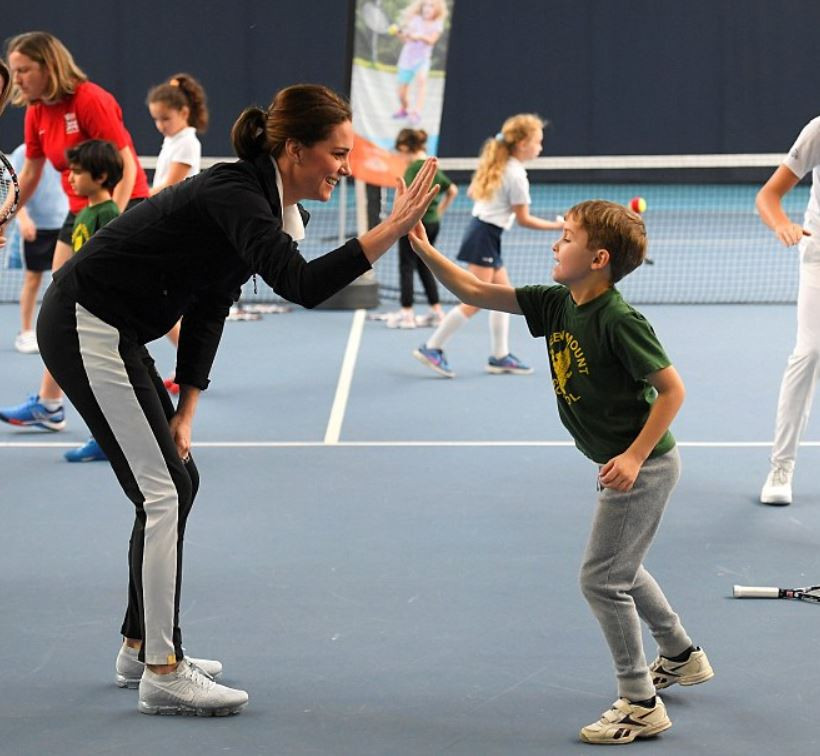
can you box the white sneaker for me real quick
[115,643,223,688]
[385,310,403,329]
[760,465,793,505]
[398,311,417,329]
[579,697,671,744]
[138,658,247,716]
[650,647,714,690]
[14,330,38,354]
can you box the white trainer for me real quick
[138,658,248,716]
[116,643,222,688]
[760,465,793,506]
[14,330,38,354]
[650,647,714,690]
[579,697,671,745]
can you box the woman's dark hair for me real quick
[66,139,123,191]
[231,84,352,160]
[147,73,209,132]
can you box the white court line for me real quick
[2,441,820,449]
[323,308,366,445]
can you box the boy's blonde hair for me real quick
[7,31,87,105]
[401,0,448,24]
[567,200,647,283]
[470,113,543,202]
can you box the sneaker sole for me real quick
[580,718,671,744]
[138,700,247,717]
[485,366,534,375]
[412,350,454,378]
[760,496,791,506]
[0,417,66,431]
[116,674,140,689]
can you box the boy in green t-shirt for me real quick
[408,200,712,746]
[64,139,123,463]
[67,139,122,253]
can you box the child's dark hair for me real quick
[567,200,647,283]
[147,73,209,132]
[395,128,428,152]
[66,139,123,191]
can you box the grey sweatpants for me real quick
[579,446,692,702]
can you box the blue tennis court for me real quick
[2,297,819,755]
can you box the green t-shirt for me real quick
[516,285,676,464]
[71,199,120,253]
[404,159,452,224]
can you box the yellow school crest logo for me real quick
[548,330,589,404]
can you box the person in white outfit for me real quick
[759,115,819,505]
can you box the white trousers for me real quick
[771,237,820,468]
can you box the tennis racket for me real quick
[0,151,20,226]
[733,584,820,603]
[361,1,392,34]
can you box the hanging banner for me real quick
[350,0,454,159]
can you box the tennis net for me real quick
[0,154,808,306]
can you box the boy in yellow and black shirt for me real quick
[408,199,713,746]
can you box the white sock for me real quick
[427,306,469,350]
[489,311,509,358]
[40,397,62,411]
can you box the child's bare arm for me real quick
[409,222,522,314]
[756,165,810,246]
[598,365,685,492]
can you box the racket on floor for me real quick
[733,584,820,603]
[361,1,392,34]
[0,151,20,226]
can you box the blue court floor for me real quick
[1,301,819,755]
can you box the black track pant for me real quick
[38,284,199,665]
[398,220,441,308]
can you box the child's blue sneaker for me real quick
[0,394,66,431]
[65,437,107,462]
[486,353,534,375]
[413,345,455,378]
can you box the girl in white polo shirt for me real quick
[759,116,820,505]
[148,73,207,194]
[149,74,208,390]
[414,113,563,378]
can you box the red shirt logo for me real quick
[65,112,79,134]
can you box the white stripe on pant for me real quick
[75,304,180,665]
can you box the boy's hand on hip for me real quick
[599,453,642,492]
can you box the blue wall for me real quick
[2,0,818,159]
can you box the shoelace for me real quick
[771,468,791,486]
[178,660,216,690]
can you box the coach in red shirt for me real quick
[4,31,150,417]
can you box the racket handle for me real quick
[733,585,780,598]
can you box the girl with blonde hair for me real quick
[414,113,563,377]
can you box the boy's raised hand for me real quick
[408,219,431,253]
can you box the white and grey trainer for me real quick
[138,658,248,716]
[650,647,714,690]
[116,644,223,688]
[579,697,671,745]
[760,464,793,506]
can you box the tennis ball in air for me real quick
[388,24,399,35]
[629,196,647,213]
